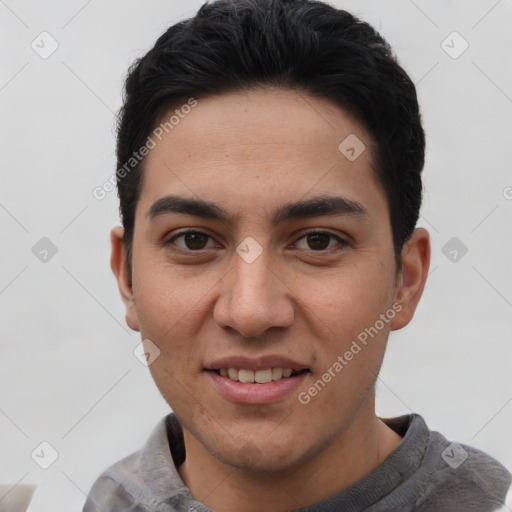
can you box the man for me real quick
[84,0,512,510]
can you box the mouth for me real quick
[210,367,309,383]
[204,358,311,404]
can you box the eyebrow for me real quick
[147,194,367,224]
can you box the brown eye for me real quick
[294,231,346,251]
[184,232,209,250]
[167,231,216,251]
[306,233,331,250]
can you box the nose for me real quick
[213,251,295,338]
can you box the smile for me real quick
[207,369,310,405]
[214,367,305,383]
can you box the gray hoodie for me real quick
[83,413,512,511]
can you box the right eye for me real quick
[164,230,219,251]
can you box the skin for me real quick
[111,88,430,511]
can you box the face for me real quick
[113,88,425,473]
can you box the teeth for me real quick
[271,368,283,380]
[218,367,299,383]
[238,369,254,383]
[255,369,272,383]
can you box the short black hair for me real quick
[115,0,425,275]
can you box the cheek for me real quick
[131,262,221,362]
[297,263,393,399]
[133,259,199,324]
[302,266,393,341]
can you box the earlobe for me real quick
[110,226,140,332]
[390,228,431,331]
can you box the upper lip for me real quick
[205,355,309,372]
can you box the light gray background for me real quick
[1,0,511,510]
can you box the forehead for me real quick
[150,88,369,164]
[137,88,386,222]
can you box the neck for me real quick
[177,405,403,512]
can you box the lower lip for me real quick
[206,371,309,404]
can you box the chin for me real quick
[215,442,303,473]
[202,427,317,474]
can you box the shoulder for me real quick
[413,422,512,511]
[82,449,148,511]
[82,414,182,511]
[376,414,511,511]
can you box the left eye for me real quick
[169,231,217,251]
[294,232,345,251]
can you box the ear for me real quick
[110,226,140,332]
[390,227,430,331]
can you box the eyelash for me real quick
[164,229,348,253]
